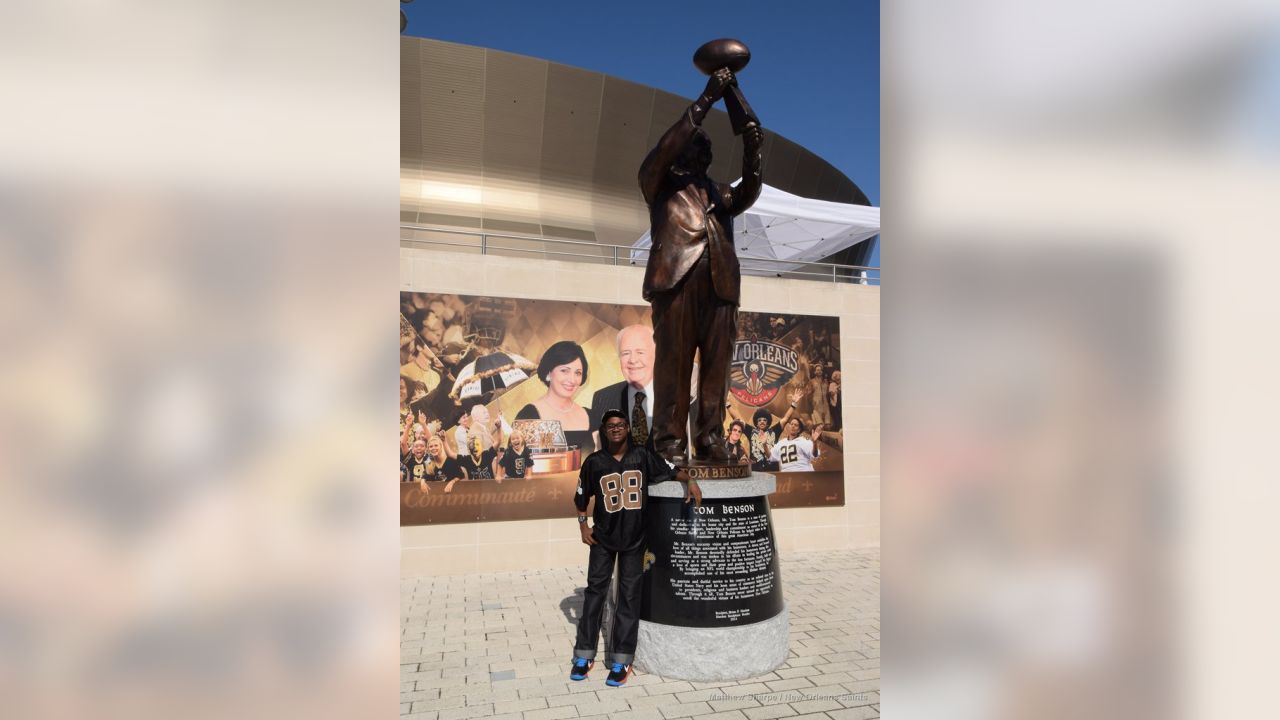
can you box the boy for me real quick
[570,410,701,686]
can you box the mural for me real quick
[399,292,846,525]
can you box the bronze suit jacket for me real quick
[638,105,762,304]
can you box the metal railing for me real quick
[400,224,880,286]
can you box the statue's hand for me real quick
[744,125,764,147]
[703,67,733,102]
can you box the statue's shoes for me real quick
[652,440,685,464]
[692,442,730,464]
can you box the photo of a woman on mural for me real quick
[515,340,593,451]
[419,435,465,494]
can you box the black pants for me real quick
[574,542,645,665]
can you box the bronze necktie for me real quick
[631,391,649,446]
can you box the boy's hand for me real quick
[579,523,597,545]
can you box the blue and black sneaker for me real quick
[604,662,631,687]
[569,657,593,681]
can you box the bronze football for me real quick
[693,38,751,75]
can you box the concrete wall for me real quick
[400,247,879,576]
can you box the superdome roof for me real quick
[401,37,873,261]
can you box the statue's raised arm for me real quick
[638,69,733,206]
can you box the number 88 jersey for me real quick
[574,445,674,551]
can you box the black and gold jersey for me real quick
[574,446,674,551]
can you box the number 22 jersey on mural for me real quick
[770,435,819,472]
[574,446,674,551]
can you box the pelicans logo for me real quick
[729,341,799,406]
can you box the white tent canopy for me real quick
[630,182,880,275]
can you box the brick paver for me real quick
[403,547,880,719]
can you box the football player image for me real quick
[765,418,824,472]
[570,410,700,687]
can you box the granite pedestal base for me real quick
[634,473,788,681]
[635,602,789,681]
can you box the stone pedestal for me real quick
[634,473,788,681]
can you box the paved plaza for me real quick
[401,547,880,720]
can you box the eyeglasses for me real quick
[603,422,628,430]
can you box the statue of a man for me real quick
[638,67,763,465]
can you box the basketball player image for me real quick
[764,417,824,472]
[570,410,701,687]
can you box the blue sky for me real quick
[403,0,880,266]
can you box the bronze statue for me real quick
[638,39,763,467]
